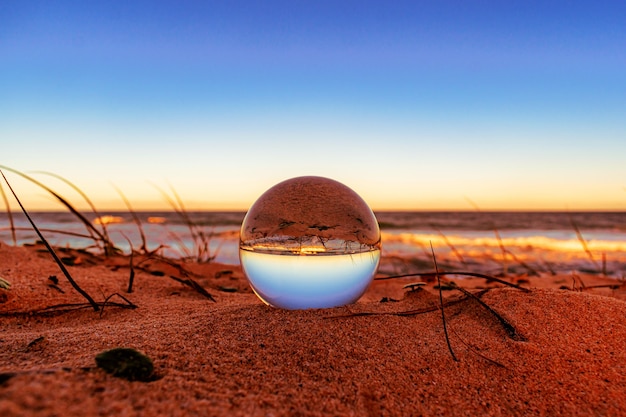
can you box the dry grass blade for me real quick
[134,253,200,278]
[449,282,525,341]
[168,275,216,301]
[168,183,214,261]
[583,283,624,290]
[466,198,512,275]
[431,242,458,361]
[503,248,540,276]
[113,185,148,253]
[0,300,137,317]
[568,213,600,271]
[326,296,471,319]
[375,271,531,293]
[492,227,509,276]
[430,224,466,266]
[99,292,138,318]
[3,226,99,240]
[151,182,214,262]
[120,233,136,293]
[0,181,16,245]
[448,325,506,368]
[33,171,115,254]
[0,165,109,246]
[166,229,194,259]
[1,170,100,311]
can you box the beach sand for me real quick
[1,242,626,416]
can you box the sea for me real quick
[1,211,625,277]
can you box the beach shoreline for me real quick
[2,210,625,277]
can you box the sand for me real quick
[1,242,626,416]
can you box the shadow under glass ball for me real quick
[239,176,381,310]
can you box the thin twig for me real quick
[168,275,216,302]
[0,300,137,317]
[325,295,471,319]
[1,226,99,240]
[464,198,508,275]
[151,182,214,262]
[120,233,136,293]
[503,248,540,276]
[448,325,506,368]
[33,171,116,255]
[431,241,458,361]
[99,292,138,318]
[112,185,148,254]
[430,224,466,266]
[449,282,525,341]
[375,271,531,293]
[0,182,16,245]
[569,213,599,270]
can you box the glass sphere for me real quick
[239,176,381,309]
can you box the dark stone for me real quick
[95,348,154,382]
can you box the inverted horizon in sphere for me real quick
[239,176,381,309]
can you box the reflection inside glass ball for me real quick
[239,176,381,309]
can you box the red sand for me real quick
[1,243,626,416]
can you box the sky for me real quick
[1,1,625,211]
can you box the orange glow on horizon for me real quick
[0,170,623,212]
[9,196,626,213]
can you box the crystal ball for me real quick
[239,176,381,309]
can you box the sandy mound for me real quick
[1,244,626,416]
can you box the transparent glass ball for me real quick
[239,176,381,309]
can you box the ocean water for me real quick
[1,211,625,276]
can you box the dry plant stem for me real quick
[0,165,109,246]
[120,233,136,293]
[493,228,509,276]
[168,275,216,302]
[99,293,137,318]
[575,273,587,290]
[327,295,471,319]
[129,250,214,300]
[503,248,540,276]
[151,183,199,252]
[569,213,600,270]
[113,185,148,253]
[34,171,114,253]
[430,224,466,266]
[128,255,217,303]
[169,185,215,262]
[152,182,213,262]
[135,253,201,278]
[448,324,506,368]
[0,170,100,311]
[464,198,509,275]
[537,253,557,275]
[169,184,203,256]
[166,229,194,259]
[127,253,135,294]
[0,300,137,317]
[431,242,458,362]
[376,271,531,293]
[0,182,16,245]
[449,282,525,341]
[584,283,624,290]
[2,227,97,240]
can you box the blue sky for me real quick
[1,1,625,210]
